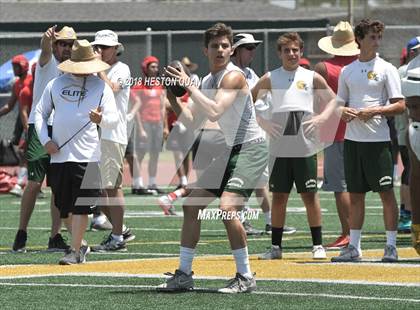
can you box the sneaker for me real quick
[158,195,177,216]
[312,245,327,259]
[382,245,398,262]
[325,235,350,249]
[12,230,27,253]
[9,184,23,197]
[80,244,91,258]
[90,214,113,231]
[156,269,194,292]
[59,248,87,265]
[398,213,412,233]
[92,234,127,252]
[37,189,46,199]
[132,187,155,195]
[331,244,362,262]
[218,273,257,294]
[122,227,136,242]
[265,224,272,234]
[47,233,70,252]
[148,184,165,195]
[243,220,264,236]
[412,224,420,255]
[258,245,282,260]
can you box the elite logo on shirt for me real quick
[367,71,379,81]
[60,84,88,102]
[296,80,308,91]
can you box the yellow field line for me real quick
[1,248,419,285]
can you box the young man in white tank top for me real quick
[157,23,267,294]
[252,32,336,260]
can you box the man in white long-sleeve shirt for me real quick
[34,40,118,265]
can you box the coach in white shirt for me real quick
[35,40,118,265]
[91,30,132,251]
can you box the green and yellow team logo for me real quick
[367,71,378,81]
[296,80,307,90]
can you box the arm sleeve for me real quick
[99,84,118,129]
[336,68,349,106]
[34,81,54,145]
[386,64,404,100]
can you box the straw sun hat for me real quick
[57,39,110,74]
[318,21,360,56]
[54,26,77,41]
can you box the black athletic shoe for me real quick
[148,184,165,194]
[132,187,155,195]
[12,230,27,253]
[47,233,70,252]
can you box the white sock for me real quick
[393,165,398,179]
[179,246,195,274]
[133,177,143,188]
[122,224,127,232]
[386,230,397,247]
[264,211,271,225]
[350,229,362,252]
[173,189,183,198]
[149,176,156,186]
[17,167,27,185]
[111,233,123,243]
[232,247,252,279]
[180,176,188,186]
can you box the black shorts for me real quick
[50,162,102,218]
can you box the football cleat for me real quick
[331,244,362,262]
[218,273,256,294]
[156,269,194,292]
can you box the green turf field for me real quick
[0,189,419,309]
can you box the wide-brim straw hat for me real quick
[54,26,77,41]
[181,56,198,72]
[318,21,360,56]
[58,39,110,74]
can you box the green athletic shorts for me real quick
[344,139,393,193]
[269,155,318,193]
[196,139,268,198]
[26,124,51,183]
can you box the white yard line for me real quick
[0,280,418,302]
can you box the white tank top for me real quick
[268,66,319,157]
[200,62,263,147]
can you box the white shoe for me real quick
[218,273,256,294]
[9,184,23,197]
[331,245,362,262]
[258,245,282,260]
[312,245,327,259]
[382,245,398,262]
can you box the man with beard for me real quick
[12,25,77,253]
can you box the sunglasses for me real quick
[57,41,74,48]
[242,45,257,51]
[94,45,113,50]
